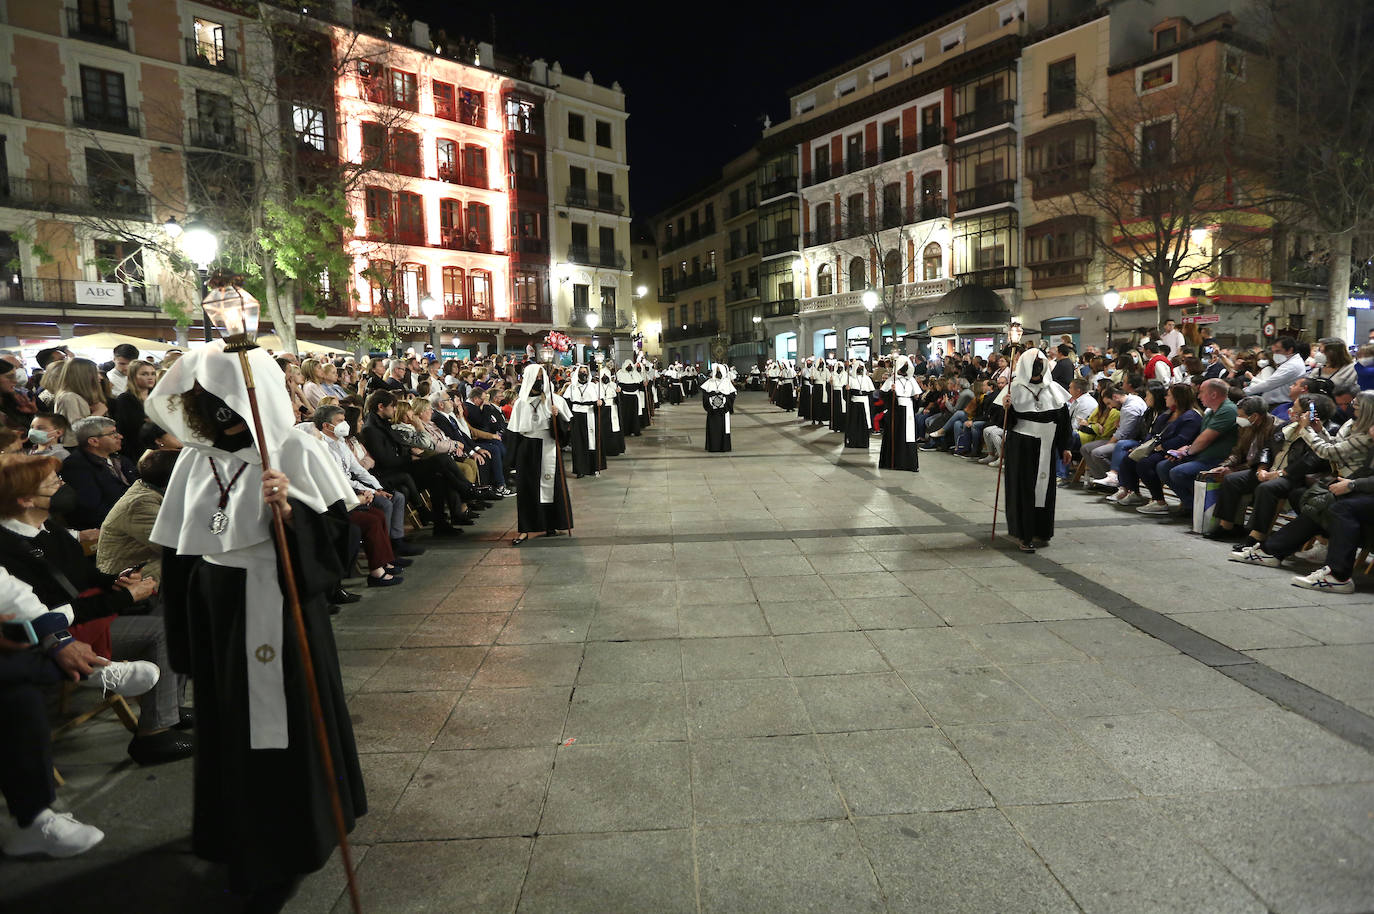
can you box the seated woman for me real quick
[391,400,484,525]
[1204,396,1282,541]
[0,454,186,765]
[1107,383,1199,511]
[953,380,995,457]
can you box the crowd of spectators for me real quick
[902,328,1374,593]
[0,339,561,859]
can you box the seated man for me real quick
[96,448,178,583]
[23,413,72,463]
[1271,376,1312,422]
[314,403,421,561]
[0,568,159,858]
[59,416,137,530]
[1085,373,1148,487]
[463,387,513,489]
[361,391,465,537]
[1158,378,1237,515]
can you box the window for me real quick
[601,285,617,313]
[869,61,890,83]
[952,211,1018,281]
[1024,120,1095,198]
[1138,188,1174,217]
[506,97,537,133]
[796,94,816,114]
[390,130,421,176]
[1137,59,1176,94]
[395,192,424,245]
[693,301,702,323]
[902,45,925,68]
[816,263,833,296]
[437,138,458,182]
[469,269,492,319]
[513,271,541,306]
[882,183,902,228]
[439,199,462,247]
[459,88,484,128]
[846,133,864,171]
[1224,50,1245,79]
[433,81,455,120]
[365,260,394,310]
[923,242,942,280]
[364,186,391,237]
[814,202,832,243]
[361,122,385,167]
[76,0,117,37]
[568,165,586,189]
[192,17,226,67]
[462,144,488,187]
[1154,26,1178,51]
[398,262,426,314]
[1025,216,1093,289]
[1223,109,1243,147]
[846,193,865,235]
[835,77,858,98]
[1046,57,1076,114]
[292,103,327,151]
[442,266,465,313]
[466,202,490,249]
[708,297,717,321]
[514,209,543,239]
[954,135,1016,209]
[599,226,617,266]
[574,283,590,311]
[848,256,866,292]
[595,120,612,147]
[390,70,418,110]
[881,119,901,161]
[883,250,901,285]
[568,112,585,141]
[1139,120,1172,169]
[79,65,126,124]
[940,25,965,52]
[358,61,386,104]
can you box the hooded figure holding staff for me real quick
[508,364,574,545]
[995,347,1074,552]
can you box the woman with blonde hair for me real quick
[299,358,325,409]
[276,357,311,422]
[52,358,111,425]
[113,360,159,455]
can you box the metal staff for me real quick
[222,337,363,914]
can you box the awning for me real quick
[57,331,178,353]
[923,282,1014,336]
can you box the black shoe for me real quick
[455,517,477,526]
[388,555,414,568]
[175,708,195,731]
[127,730,195,766]
[392,540,425,557]
[433,524,465,537]
[1204,527,1244,542]
[328,588,362,604]
[1230,535,1258,552]
[367,574,403,587]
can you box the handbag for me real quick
[1192,477,1222,534]
[1128,437,1159,462]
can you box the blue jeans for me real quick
[372,490,407,540]
[1110,439,1138,472]
[943,411,968,449]
[957,420,986,454]
[477,438,507,485]
[1165,456,1222,510]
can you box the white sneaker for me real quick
[3,808,104,858]
[1293,542,1328,565]
[91,660,159,698]
[1292,566,1355,594]
[1229,546,1280,568]
[1120,493,1150,507]
[1089,472,1118,489]
[1103,490,1126,504]
[1136,500,1171,516]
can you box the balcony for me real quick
[438,229,496,254]
[567,246,626,270]
[66,7,128,48]
[510,173,547,195]
[955,266,1018,290]
[662,220,718,253]
[761,299,799,317]
[458,103,485,129]
[5,277,161,310]
[565,186,625,215]
[71,97,140,136]
[1028,256,1091,290]
[664,267,717,295]
[0,82,14,117]
[187,119,247,155]
[511,300,553,324]
[759,175,798,200]
[573,308,630,330]
[456,168,490,190]
[799,278,954,315]
[954,99,1015,137]
[726,242,757,262]
[760,234,798,257]
[804,226,834,247]
[724,285,759,304]
[0,176,151,220]
[185,37,238,74]
[665,318,720,342]
[955,180,1015,211]
[510,236,549,255]
[920,125,947,149]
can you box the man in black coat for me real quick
[1050,344,1077,390]
[360,390,468,535]
[60,416,137,530]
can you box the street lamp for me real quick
[862,288,878,363]
[1008,320,1024,347]
[419,295,442,320]
[1102,285,1121,351]
[585,311,599,331]
[635,285,647,298]
[173,218,219,346]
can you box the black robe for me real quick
[512,419,574,533]
[775,379,795,411]
[810,379,831,425]
[878,381,920,472]
[703,389,735,452]
[617,382,642,436]
[844,389,874,448]
[798,378,812,420]
[666,379,683,405]
[599,399,625,457]
[567,395,603,476]
[1003,404,1073,543]
[828,382,846,433]
[161,499,365,895]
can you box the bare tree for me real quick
[823,176,941,355]
[1041,54,1274,329]
[1261,0,1374,337]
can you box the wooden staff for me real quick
[989,348,1021,544]
[232,346,362,914]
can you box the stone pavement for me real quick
[4,392,1373,914]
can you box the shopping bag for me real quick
[1192,477,1221,534]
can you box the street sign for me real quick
[1182,313,1220,325]
[1263,320,1276,337]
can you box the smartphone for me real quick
[118,560,148,577]
[1308,402,1317,421]
[1,618,38,645]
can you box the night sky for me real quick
[401,0,964,218]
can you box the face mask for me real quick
[26,428,50,446]
[333,420,350,438]
[1257,360,1270,369]
[1236,416,1251,428]
[1360,357,1374,367]
[13,369,28,386]
[45,484,79,518]
[1311,353,1327,367]
[1272,353,1288,365]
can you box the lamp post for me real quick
[175,218,220,346]
[585,310,599,358]
[1102,285,1121,352]
[862,288,878,363]
[1008,320,1024,347]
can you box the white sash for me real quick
[897,396,916,443]
[604,395,621,432]
[537,429,557,502]
[833,385,846,413]
[206,540,287,750]
[572,401,596,445]
[1013,418,1058,508]
[851,393,870,428]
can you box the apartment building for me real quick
[546,68,634,360]
[628,221,659,358]
[654,174,724,367]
